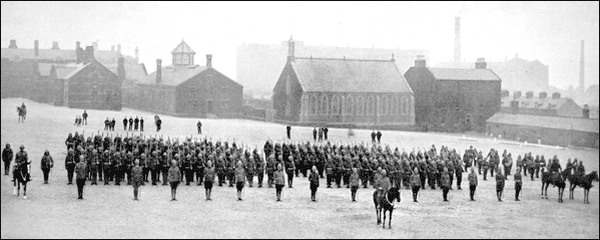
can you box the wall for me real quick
[487,122,599,149]
[66,61,122,110]
[176,68,243,117]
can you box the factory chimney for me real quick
[454,17,461,67]
[579,40,585,93]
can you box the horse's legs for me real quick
[382,210,386,228]
[375,206,380,224]
[17,182,20,197]
[23,183,27,197]
[388,209,393,228]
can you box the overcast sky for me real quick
[2,1,598,90]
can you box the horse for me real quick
[12,163,30,199]
[541,168,568,202]
[569,171,598,204]
[17,106,27,122]
[373,187,401,229]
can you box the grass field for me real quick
[1,98,598,239]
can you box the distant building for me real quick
[487,108,599,149]
[436,55,548,92]
[0,58,39,100]
[272,38,415,127]
[500,91,582,118]
[404,57,502,132]
[238,38,428,98]
[125,41,243,118]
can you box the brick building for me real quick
[404,57,502,132]
[500,91,583,118]
[125,41,243,118]
[273,38,415,127]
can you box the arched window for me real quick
[392,96,399,115]
[367,96,375,116]
[320,95,329,115]
[402,96,409,115]
[310,95,317,115]
[382,96,389,116]
[346,96,354,115]
[301,95,308,116]
[331,95,339,115]
[357,96,364,115]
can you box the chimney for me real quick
[501,90,509,98]
[85,46,95,63]
[552,92,561,99]
[117,57,126,81]
[579,40,585,93]
[514,91,522,99]
[415,55,426,68]
[51,41,60,50]
[156,59,162,84]
[475,58,487,69]
[92,41,98,51]
[76,41,82,63]
[510,100,519,114]
[117,44,121,54]
[582,104,590,119]
[135,46,139,63]
[454,17,461,67]
[287,35,295,63]
[34,40,39,57]
[76,41,81,50]
[9,39,17,49]
[525,91,534,99]
[539,92,547,99]
[111,45,115,51]
[206,54,212,68]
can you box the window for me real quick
[402,96,409,115]
[346,96,354,115]
[332,95,340,115]
[392,96,399,115]
[367,96,375,116]
[310,95,318,115]
[357,96,364,115]
[382,96,389,116]
[301,95,308,116]
[320,95,329,115]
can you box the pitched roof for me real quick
[37,63,56,77]
[0,60,38,77]
[487,112,599,133]
[141,65,208,86]
[501,96,576,110]
[1,47,137,65]
[60,62,90,79]
[428,68,501,81]
[290,57,413,93]
[106,63,148,81]
[171,41,195,54]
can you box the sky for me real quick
[1,1,598,91]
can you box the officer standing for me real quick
[376,130,382,144]
[410,167,421,202]
[111,118,116,131]
[128,117,134,131]
[65,149,76,184]
[89,150,99,185]
[134,116,140,131]
[2,144,13,175]
[323,127,328,141]
[75,155,87,200]
[468,167,478,201]
[132,159,143,201]
[156,118,162,132]
[235,161,246,201]
[309,166,320,202]
[514,167,523,201]
[441,167,451,202]
[274,163,286,202]
[371,131,376,144]
[350,168,360,202]
[197,120,202,134]
[168,160,181,201]
[104,118,110,131]
[496,168,505,202]
[286,125,291,139]
[204,160,215,200]
[40,150,54,184]
[82,110,88,125]
[313,127,317,141]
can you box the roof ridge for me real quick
[295,57,393,62]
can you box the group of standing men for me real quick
[122,116,144,132]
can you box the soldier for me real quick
[371,130,376,144]
[128,117,134,131]
[104,118,110,131]
[286,125,291,139]
[89,150,99,185]
[113,152,123,185]
[255,153,265,188]
[217,156,226,187]
[65,149,76,185]
[482,157,489,181]
[156,118,162,132]
[111,118,116,131]
[2,144,13,175]
[360,159,369,188]
[455,159,464,190]
[313,127,317,141]
[286,156,296,188]
[40,150,54,184]
[477,151,484,175]
[376,130,382,144]
[534,155,541,179]
[161,152,169,186]
[134,116,140,131]
[309,166,320,202]
[349,167,360,202]
[195,153,205,186]
[325,158,334,188]
[428,160,438,190]
[246,156,255,187]
[149,151,158,185]
[540,155,547,177]
[235,161,246,201]
[468,167,478,201]
[123,117,128,131]
[82,110,88,125]
[343,156,352,188]
[318,128,324,142]
[410,167,421,202]
[197,120,202,134]
[75,155,87,199]
[323,127,329,141]
[514,167,523,201]
[528,155,536,181]
[274,163,286,202]
[496,168,505,202]
[140,117,144,132]
[441,167,451,202]
[185,154,195,186]
[102,150,112,185]
[266,155,276,188]
[168,160,181,201]
[502,153,511,179]
[447,160,455,190]
[125,152,134,185]
[204,160,215,200]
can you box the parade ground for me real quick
[1,98,598,239]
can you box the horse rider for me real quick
[15,145,30,182]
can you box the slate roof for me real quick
[428,68,501,81]
[290,57,413,93]
[1,60,39,77]
[141,65,208,86]
[106,63,148,81]
[487,112,599,133]
[171,41,195,54]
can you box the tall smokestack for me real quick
[579,39,585,93]
[156,59,162,84]
[454,17,461,67]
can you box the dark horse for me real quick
[541,168,568,202]
[13,163,30,199]
[373,187,401,229]
[17,106,27,123]
[569,171,598,204]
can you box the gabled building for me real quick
[500,91,583,118]
[404,57,502,132]
[273,38,415,127]
[125,41,243,118]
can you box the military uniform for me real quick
[468,170,478,201]
[75,158,87,199]
[350,170,360,202]
[3,145,13,175]
[496,170,505,201]
[514,169,523,201]
[65,150,76,184]
[40,151,54,184]
[89,150,99,185]
[102,151,112,185]
[410,170,421,202]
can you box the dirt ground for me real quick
[1,98,598,239]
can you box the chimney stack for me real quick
[552,92,561,99]
[525,91,533,99]
[539,92,547,99]
[92,41,98,51]
[579,40,585,93]
[514,91,522,99]
[415,55,426,68]
[475,58,487,69]
[510,100,519,114]
[582,104,590,119]
[85,46,95,63]
[117,44,121,54]
[117,57,126,81]
[76,41,81,50]
[34,40,39,57]
[287,35,295,63]
[51,41,60,50]
[76,41,82,63]
[206,54,212,68]
[454,17,461,67]
[156,59,162,84]
[9,39,17,49]
[111,45,115,51]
